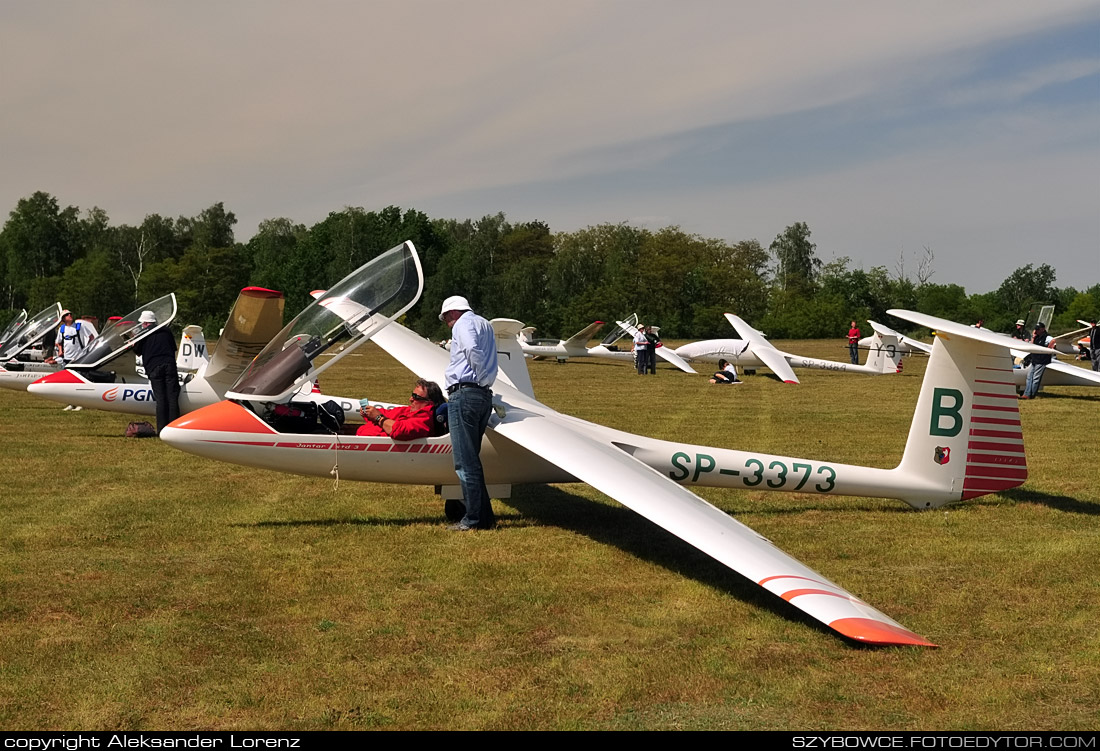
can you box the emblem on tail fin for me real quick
[934,446,950,465]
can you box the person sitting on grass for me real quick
[709,358,741,385]
[357,378,445,439]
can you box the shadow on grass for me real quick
[504,484,894,648]
[1000,487,1100,515]
[239,484,924,648]
[1027,391,1100,402]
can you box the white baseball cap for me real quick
[439,295,471,321]
[139,310,157,324]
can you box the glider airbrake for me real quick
[673,315,904,383]
[27,288,364,420]
[159,242,1060,647]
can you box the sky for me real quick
[1,1,1097,293]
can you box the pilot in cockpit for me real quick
[356,378,446,440]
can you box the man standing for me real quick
[633,325,649,375]
[52,310,98,411]
[53,310,97,365]
[132,310,180,435]
[439,296,498,531]
[1088,320,1100,372]
[1020,321,1054,400]
[847,321,861,365]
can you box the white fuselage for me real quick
[26,369,365,421]
[0,361,60,390]
[162,398,945,509]
[674,339,886,375]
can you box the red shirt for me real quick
[847,327,861,343]
[355,402,435,440]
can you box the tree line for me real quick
[1,191,1096,342]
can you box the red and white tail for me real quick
[890,311,1051,508]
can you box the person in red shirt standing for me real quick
[847,321,861,365]
[357,378,445,439]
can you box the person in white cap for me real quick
[52,310,98,410]
[1010,319,1030,342]
[132,310,180,435]
[53,309,97,366]
[438,295,498,531]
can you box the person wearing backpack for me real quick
[53,310,97,365]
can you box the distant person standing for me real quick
[53,310,97,365]
[1089,320,1100,372]
[644,325,660,374]
[133,310,180,435]
[633,325,650,375]
[1020,322,1054,400]
[439,296,498,531]
[847,321,861,365]
[51,310,98,411]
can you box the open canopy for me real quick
[600,313,638,346]
[0,309,28,352]
[0,303,61,361]
[66,294,177,370]
[228,241,424,403]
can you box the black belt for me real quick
[447,382,490,395]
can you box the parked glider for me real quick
[0,303,64,390]
[872,319,1100,392]
[27,288,364,419]
[674,314,904,383]
[160,242,1057,647]
[519,317,697,373]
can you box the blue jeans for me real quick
[849,341,859,364]
[449,387,494,527]
[1023,362,1047,398]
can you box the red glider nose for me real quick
[31,369,85,386]
[166,400,276,434]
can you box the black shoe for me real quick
[444,499,467,522]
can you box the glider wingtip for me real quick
[830,617,938,648]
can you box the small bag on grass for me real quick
[125,421,157,438]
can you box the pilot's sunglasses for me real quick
[410,392,430,402]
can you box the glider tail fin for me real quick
[892,313,1027,508]
[865,321,905,374]
[490,318,535,398]
[177,325,208,372]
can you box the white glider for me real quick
[160,242,1059,648]
[673,314,904,383]
[27,288,365,419]
[0,303,63,390]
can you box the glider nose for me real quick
[27,368,86,396]
[161,400,275,446]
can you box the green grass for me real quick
[0,341,1096,730]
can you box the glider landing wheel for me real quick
[444,499,467,522]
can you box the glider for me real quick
[873,318,1100,391]
[26,288,365,419]
[673,314,904,383]
[519,317,697,373]
[0,303,64,390]
[160,242,1060,647]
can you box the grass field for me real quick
[1,339,1097,730]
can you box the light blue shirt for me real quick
[445,311,498,388]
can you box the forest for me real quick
[1,191,1096,341]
